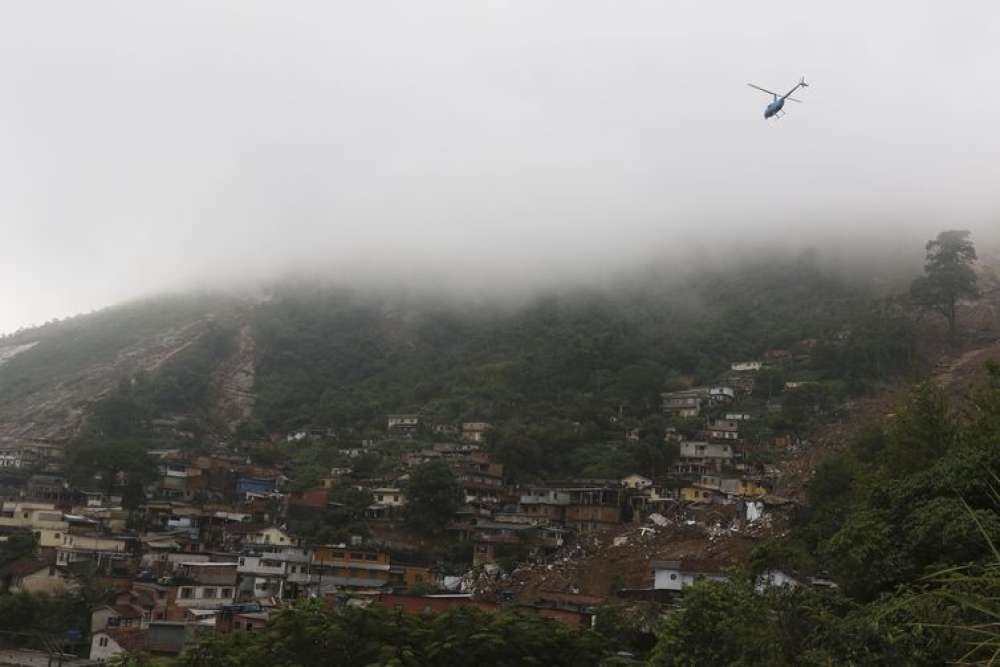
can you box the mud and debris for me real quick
[463,498,793,604]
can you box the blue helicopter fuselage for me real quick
[764,97,784,118]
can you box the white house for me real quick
[708,387,736,403]
[90,628,145,663]
[387,415,420,435]
[461,422,493,442]
[373,487,406,506]
[173,562,238,610]
[707,419,740,441]
[730,361,762,372]
[675,441,733,473]
[621,474,653,490]
[755,568,799,593]
[652,559,728,591]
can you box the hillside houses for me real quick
[461,422,492,442]
[661,386,737,417]
[675,441,734,474]
[0,355,810,664]
[387,414,420,436]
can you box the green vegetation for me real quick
[0,591,90,649]
[0,294,234,405]
[645,363,1000,665]
[66,440,159,504]
[911,229,979,338]
[79,321,237,446]
[253,253,914,481]
[403,461,463,535]
[0,531,37,569]
[288,484,373,546]
[177,600,609,667]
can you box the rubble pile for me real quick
[466,502,789,602]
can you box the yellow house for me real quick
[680,486,718,503]
[699,475,769,498]
[372,488,406,507]
[311,546,392,588]
[391,564,432,589]
[248,526,295,546]
[0,502,68,548]
[2,559,75,594]
[734,478,768,497]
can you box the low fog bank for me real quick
[8,220,993,336]
[110,219,1000,299]
[5,2,1000,333]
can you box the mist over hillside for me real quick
[0,246,922,462]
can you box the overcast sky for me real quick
[2,1,999,333]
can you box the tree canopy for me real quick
[910,229,978,338]
[177,600,610,667]
[403,461,463,535]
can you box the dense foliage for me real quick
[177,600,610,667]
[80,321,236,446]
[0,294,235,405]
[252,253,914,480]
[0,591,91,650]
[910,229,979,338]
[647,364,1000,665]
[403,461,463,535]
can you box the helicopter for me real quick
[748,76,809,119]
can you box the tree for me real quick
[649,578,783,666]
[884,381,955,476]
[67,441,158,501]
[910,230,978,338]
[403,461,462,535]
[176,600,609,667]
[0,530,37,568]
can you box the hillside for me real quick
[0,251,916,455]
[0,293,251,442]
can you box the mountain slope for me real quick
[0,251,917,446]
[0,294,247,441]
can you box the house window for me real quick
[180,587,193,599]
[99,637,109,647]
[54,533,60,539]
[246,621,254,631]
[203,587,217,598]
[221,588,233,598]
[239,558,246,566]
